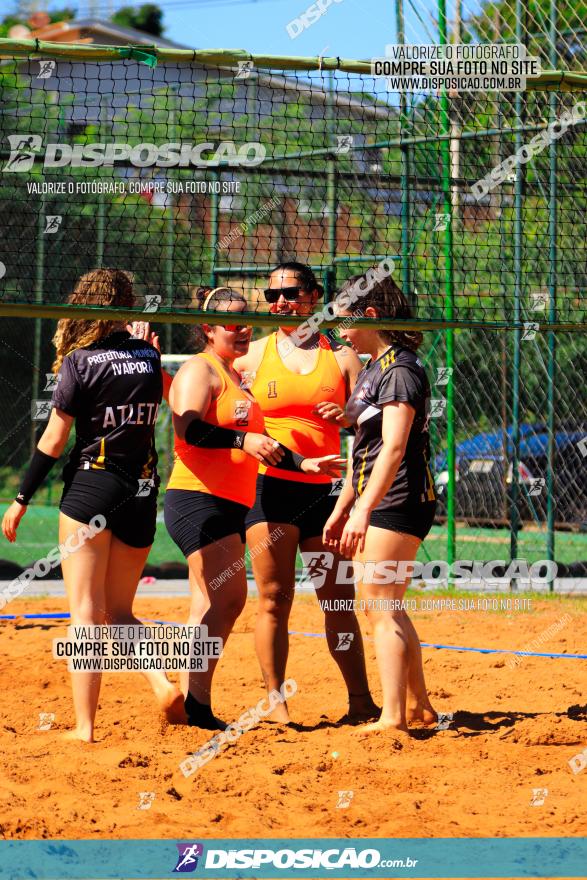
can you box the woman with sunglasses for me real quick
[323,271,438,734]
[164,286,344,729]
[234,263,378,725]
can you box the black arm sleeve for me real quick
[16,448,59,505]
[272,445,306,471]
[184,417,246,449]
[184,418,306,470]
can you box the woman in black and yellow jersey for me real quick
[323,270,438,735]
[234,263,378,725]
[164,287,343,730]
[1,269,184,742]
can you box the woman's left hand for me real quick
[312,401,350,427]
[2,501,27,543]
[300,454,346,478]
[339,506,370,557]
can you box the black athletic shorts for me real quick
[369,501,437,540]
[60,468,158,548]
[164,489,248,558]
[245,474,337,542]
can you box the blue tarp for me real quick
[434,424,582,471]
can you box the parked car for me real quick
[434,424,587,528]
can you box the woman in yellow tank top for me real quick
[234,263,379,725]
[164,287,343,730]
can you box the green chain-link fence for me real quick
[0,19,585,577]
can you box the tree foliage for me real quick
[110,4,165,37]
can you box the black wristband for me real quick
[272,446,306,472]
[185,417,246,450]
[16,448,59,506]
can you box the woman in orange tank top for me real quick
[164,287,344,730]
[234,263,379,725]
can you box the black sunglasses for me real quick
[263,286,305,304]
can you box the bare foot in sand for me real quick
[406,703,438,726]
[264,701,291,724]
[352,718,409,738]
[157,683,188,724]
[62,727,94,743]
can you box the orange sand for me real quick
[0,594,585,842]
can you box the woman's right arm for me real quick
[323,450,355,549]
[332,470,356,518]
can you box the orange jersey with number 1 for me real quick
[167,353,265,507]
[251,333,346,484]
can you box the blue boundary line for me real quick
[1,612,586,659]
